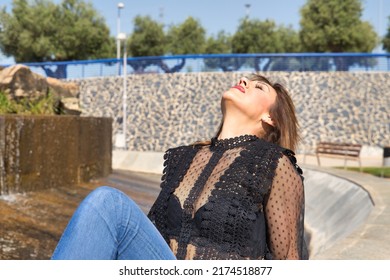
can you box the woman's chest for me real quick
[173,147,246,214]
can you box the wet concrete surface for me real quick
[0,170,161,260]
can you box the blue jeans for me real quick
[51,186,176,260]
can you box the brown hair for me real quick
[196,74,300,151]
[268,82,299,151]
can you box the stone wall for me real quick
[76,72,390,153]
[0,116,112,195]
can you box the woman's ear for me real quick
[261,115,275,127]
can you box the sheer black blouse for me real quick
[148,135,308,260]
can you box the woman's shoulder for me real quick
[280,149,303,177]
[165,143,203,154]
[252,139,303,176]
[163,143,203,163]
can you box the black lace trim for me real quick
[211,135,258,150]
[176,150,225,259]
[282,149,304,178]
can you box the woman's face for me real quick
[221,77,277,124]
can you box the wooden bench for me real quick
[316,142,362,171]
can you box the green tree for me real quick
[0,0,57,62]
[205,31,232,54]
[231,18,301,71]
[276,25,302,53]
[0,0,114,78]
[299,0,378,70]
[265,25,302,71]
[383,16,390,52]
[163,17,206,72]
[166,17,206,54]
[127,15,167,73]
[128,15,166,57]
[204,31,234,71]
[232,19,280,53]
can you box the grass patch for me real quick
[340,166,390,178]
[0,91,59,115]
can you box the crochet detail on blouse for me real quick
[210,134,258,149]
[147,136,307,260]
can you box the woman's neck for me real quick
[218,118,265,140]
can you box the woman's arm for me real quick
[264,154,307,259]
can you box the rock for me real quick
[0,64,81,115]
[57,97,81,115]
[46,77,81,114]
[46,77,79,98]
[0,64,48,100]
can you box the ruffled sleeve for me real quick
[264,154,308,259]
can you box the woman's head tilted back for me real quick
[219,73,299,151]
[249,74,299,151]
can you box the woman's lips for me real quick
[232,85,245,93]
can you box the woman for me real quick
[52,74,307,260]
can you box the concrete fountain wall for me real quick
[0,115,112,195]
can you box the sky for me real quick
[0,0,389,64]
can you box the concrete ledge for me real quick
[303,167,374,258]
[307,166,390,259]
[112,150,164,174]
[0,115,112,195]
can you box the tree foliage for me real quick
[126,15,167,73]
[383,16,390,52]
[205,31,232,54]
[0,0,114,77]
[54,0,114,60]
[128,15,166,57]
[0,0,57,62]
[166,17,206,55]
[299,0,378,70]
[127,15,188,73]
[230,18,301,71]
[231,18,300,54]
[203,31,235,71]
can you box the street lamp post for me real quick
[245,4,251,18]
[116,32,127,149]
[117,2,125,75]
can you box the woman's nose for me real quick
[239,77,248,87]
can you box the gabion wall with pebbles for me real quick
[76,72,390,153]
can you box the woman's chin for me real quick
[221,89,237,101]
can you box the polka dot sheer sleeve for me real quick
[265,155,306,260]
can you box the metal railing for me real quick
[3,53,390,79]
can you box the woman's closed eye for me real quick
[255,82,270,92]
[255,84,263,90]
